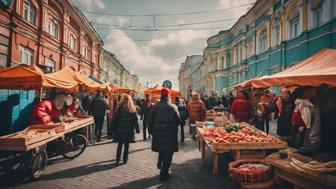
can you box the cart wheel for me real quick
[31,150,47,179]
[63,134,87,160]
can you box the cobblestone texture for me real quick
[1,120,280,189]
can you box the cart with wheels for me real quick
[0,117,94,179]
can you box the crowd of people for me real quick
[27,84,336,181]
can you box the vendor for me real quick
[66,97,85,117]
[30,93,68,125]
[229,91,252,123]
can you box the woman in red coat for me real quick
[30,94,67,125]
[229,91,252,123]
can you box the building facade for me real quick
[204,0,336,93]
[101,49,124,85]
[178,55,203,99]
[101,48,140,90]
[0,0,103,78]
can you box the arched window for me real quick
[23,0,36,25]
[273,24,281,47]
[49,20,58,38]
[82,45,88,59]
[258,29,268,53]
[69,35,76,50]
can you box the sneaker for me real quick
[116,161,120,167]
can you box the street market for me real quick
[1,0,336,188]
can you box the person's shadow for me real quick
[0,94,20,136]
[39,159,117,181]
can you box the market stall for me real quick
[231,48,336,188]
[0,65,104,179]
[196,123,287,175]
[267,152,336,189]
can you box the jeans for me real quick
[189,124,196,137]
[180,126,185,143]
[158,152,173,176]
[94,118,104,140]
[258,118,270,134]
[116,141,130,163]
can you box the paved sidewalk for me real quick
[3,120,241,189]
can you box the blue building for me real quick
[203,0,336,94]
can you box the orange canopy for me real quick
[0,64,44,90]
[252,49,336,88]
[44,66,79,91]
[74,72,101,92]
[235,49,336,89]
[144,84,162,94]
[234,78,254,90]
[114,87,134,94]
[147,88,181,98]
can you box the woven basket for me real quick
[229,159,271,184]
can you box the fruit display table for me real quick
[0,117,94,151]
[197,127,287,175]
[266,152,336,189]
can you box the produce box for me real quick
[200,125,287,150]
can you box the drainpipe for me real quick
[36,1,43,67]
[7,2,15,67]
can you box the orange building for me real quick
[0,0,103,79]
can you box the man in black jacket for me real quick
[175,96,188,144]
[143,94,154,140]
[89,91,109,142]
[149,88,180,181]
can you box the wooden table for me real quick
[0,117,94,151]
[197,127,287,176]
[267,153,336,189]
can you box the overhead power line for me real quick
[93,26,226,31]
[80,2,254,17]
[106,38,208,42]
[157,17,239,27]
[91,16,237,30]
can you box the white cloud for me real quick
[72,0,105,10]
[218,0,255,18]
[150,30,210,46]
[96,16,129,27]
[104,30,182,87]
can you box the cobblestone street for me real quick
[3,120,247,189]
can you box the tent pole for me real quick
[39,87,43,102]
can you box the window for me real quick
[82,45,87,59]
[69,35,76,50]
[315,7,324,27]
[273,25,281,46]
[49,20,58,38]
[259,30,268,53]
[19,46,33,65]
[289,17,300,39]
[216,56,221,70]
[46,58,56,72]
[23,0,36,25]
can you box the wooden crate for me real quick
[0,117,93,151]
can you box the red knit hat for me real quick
[161,88,170,95]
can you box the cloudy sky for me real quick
[72,0,256,89]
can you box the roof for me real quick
[235,49,336,89]
[0,64,44,90]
